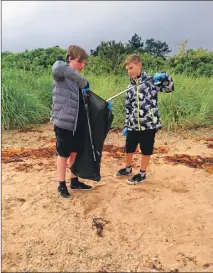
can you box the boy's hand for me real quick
[82,82,90,96]
[122,127,128,136]
[153,73,166,83]
[107,102,113,111]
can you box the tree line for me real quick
[2,34,213,77]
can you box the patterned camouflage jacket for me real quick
[124,71,174,131]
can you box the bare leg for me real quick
[57,156,68,181]
[68,152,77,178]
[126,153,134,167]
[140,155,151,171]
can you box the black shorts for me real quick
[125,129,157,155]
[54,126,85,157]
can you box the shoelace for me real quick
[132,173,142,182]
[120,168,131,174]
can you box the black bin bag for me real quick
[71,91,113,181]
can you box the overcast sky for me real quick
[2,1,213,55]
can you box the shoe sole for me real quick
[58,192,71,198]
[127,178,146,185]
[70,188,93,191]
[113,173,132,179]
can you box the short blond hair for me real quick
[66,45,88,63]
[125,54,142,66]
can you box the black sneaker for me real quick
[70,181,92,191]
[114,167,132,178]
[58,184,71,198]
[127,173,146,185]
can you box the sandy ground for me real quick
[2,123,213,272]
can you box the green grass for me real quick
[158,74,213,130]
[2,69,213,130]
[2,69,52,129]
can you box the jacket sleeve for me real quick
[155,72,174,93]
[124,85,132,127]
[52,60,88,89]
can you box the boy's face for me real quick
[69,56,87,73]
[125,62,142,79]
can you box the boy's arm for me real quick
[52,60,88,89]
[154,72,174,93]
[124,87,132,128]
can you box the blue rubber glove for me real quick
[122,127,128,136]
[107,102,113,111]
[82,82,90,96]
[153,73,166,83]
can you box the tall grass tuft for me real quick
[158,74,213,130]
[2,69,52,129]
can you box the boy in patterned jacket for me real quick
[114,54,174,184]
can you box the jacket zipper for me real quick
[136,78,141,131]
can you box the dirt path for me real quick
[2,123,213,272]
